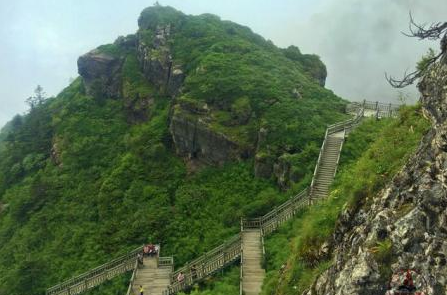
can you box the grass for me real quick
[261,105,429,294]
[191,105,429,295]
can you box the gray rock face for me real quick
[303,55,447,295]
[137,25,185,97]
[77,50,124,98]
[273,155,292,190]
[254,152,274,179]
[169,106,250,165]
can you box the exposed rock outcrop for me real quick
[303,55,447,295]
[77,50,124,98]
[169,105,251,165]
[273,154,293,190]
[254,152,274,179]
[137,25,185,96]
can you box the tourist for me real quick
[177,271,185,286]
[143,244,150,257]
[148,244,156,256]
[139,285,144,295]
[137,253,143,265]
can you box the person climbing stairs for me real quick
[131,256,172,295]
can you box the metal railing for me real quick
[309,107,364,201]
[125,255,173,295]
[239,249,244,295]
[162,234,242,295]
[125,260,139,295]
[47,246,144,295]
[347,100,400,118]
[159,257,175,271]
[241,188,310,235]
[48,102,378,295]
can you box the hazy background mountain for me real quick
[0,0,446,128]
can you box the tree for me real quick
[386,14,447,88]
[26,85,46,109]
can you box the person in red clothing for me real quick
[397,270,417,293]
[148,244,156,256]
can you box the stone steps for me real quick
[131,257,172,295]
[242,229,265,295]
[310,133,344,200]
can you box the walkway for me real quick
[130,256,172,295]
[47,101,398,295]
[241,229,265,295]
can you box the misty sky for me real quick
[0,0,446,128]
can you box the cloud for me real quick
[284,0,447,103]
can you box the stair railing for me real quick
[309,128,328,203]
[347,100,399,118]
[239,249,244,295]
[47,246,144,295]
[163,234,242,294]
[125,260,139,295]
[260,227,266,269]
[48,102,373,295]
[242,188,309,236]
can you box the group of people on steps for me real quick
[137,243,159,295]
[137,243,159,266]
[136,243,199,295]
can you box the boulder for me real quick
[77,49,123,98]
[169,106,250,165]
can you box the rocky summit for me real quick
[0,5,346,295]
[2,4,441,295]
[74,5,344,181]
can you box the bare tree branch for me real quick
[387,13,447,88]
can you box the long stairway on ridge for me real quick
[241,229,265,295]
[310,130,344,200]
[49,102,401,295]
[130,256,172,295]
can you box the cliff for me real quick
[302,50,447,295]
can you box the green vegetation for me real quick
[176,106,429,295]
[370,238,394,280]
[0,77,283,294]
[180,267,240,295]
[0,6,350,295]
[416,48,436,72]
[259,106,429,295]
[2,5,428,295]
[137,5,348,171]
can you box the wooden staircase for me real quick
[129,257,172,295]
[241,229,265,295]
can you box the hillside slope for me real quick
[0,5,346,295]
[280,45,446,295]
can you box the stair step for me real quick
[242,229,265,295]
